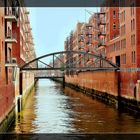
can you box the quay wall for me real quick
[65,70,119,96]
[0,69,35,132]
[0,82,15,132]
[65,70,140,112]
[21,71,35,108]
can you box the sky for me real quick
[28,8,99,57]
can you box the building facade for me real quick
[0,0,36,131]
[64,3,140,103]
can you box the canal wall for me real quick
[21,71,35,108]
[14,69,35,112]
[0,83,16,132]
[65,70,140,113]
[0,69,36,132]
[65,70,119,107]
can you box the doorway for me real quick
[116,55,120,67]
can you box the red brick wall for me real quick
[0,8,16,123]
[136,8,140,67]
[65,71,140,101]
[0,83,15,123]
[12,23,21,65]
[65,71,119,96]
[120,71,140,100]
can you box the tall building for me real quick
[0,0,20,129]
[12,7,36,67]
[0,0,36,130]
[64,2,140,100]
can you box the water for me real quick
[8,79,140,133]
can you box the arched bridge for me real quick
[20,51,119,73]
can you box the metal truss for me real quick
[20,51,119,71]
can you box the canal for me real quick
[8,79,140,133]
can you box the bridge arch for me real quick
[20,51,119,72]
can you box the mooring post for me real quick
[63,76,65,88]
[18,71,23,112]
[17,97,21,113]
[19,71,23,95]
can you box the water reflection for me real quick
[8,79,140,133]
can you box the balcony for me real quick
[98,31,106,37]
[5,58,17,67]
[86,41,92,45]
[78,35,84,42]
[78,39,84,42]
[79,45,84,49]
[97,12,106,15]
[93,26,99,31]
[5,8,18,22]
[5,32,17,43]
[25,11,30,15]
[98,20,106,26]
[98,41,106,47]
[25,20,30,24]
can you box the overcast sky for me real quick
[28,8,98,57]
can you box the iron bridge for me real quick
[20,51,119,75]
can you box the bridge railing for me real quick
[20,51,120,72]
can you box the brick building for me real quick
[64,3,140,102]
[0,0,20,130]
[105,2,140,99]
[0,0,36,131]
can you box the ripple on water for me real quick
[8,79,140,133]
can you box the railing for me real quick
[98,19,106,25]
[5,7,19,19]
[35,71,64,78]
[5,57,17,64]
[98,31,106,36]
[98,40,106,47]
[5,31,17,40]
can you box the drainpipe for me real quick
[117,69,121,110]
[19,71,23,95]
[62,71,65,88]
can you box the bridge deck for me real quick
[35,76,64,79]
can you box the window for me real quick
[133,19,135,30]
[5,67,8,84]
[121,10,125,22]
[121,39,126,49]
[124,11,125,21]
[116,55,120,67]
[113,10,116,18]
[118,23,120,29]
[113,22,116,29]
[131,34,135,47]
[118,12,120,19]
[132,51,136,63]
[121,24,126,36]
[131,19,135,31]
[1,17,3,26]
[121,53,126,64]
[130,2,135,16]
[116,41,120,51]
